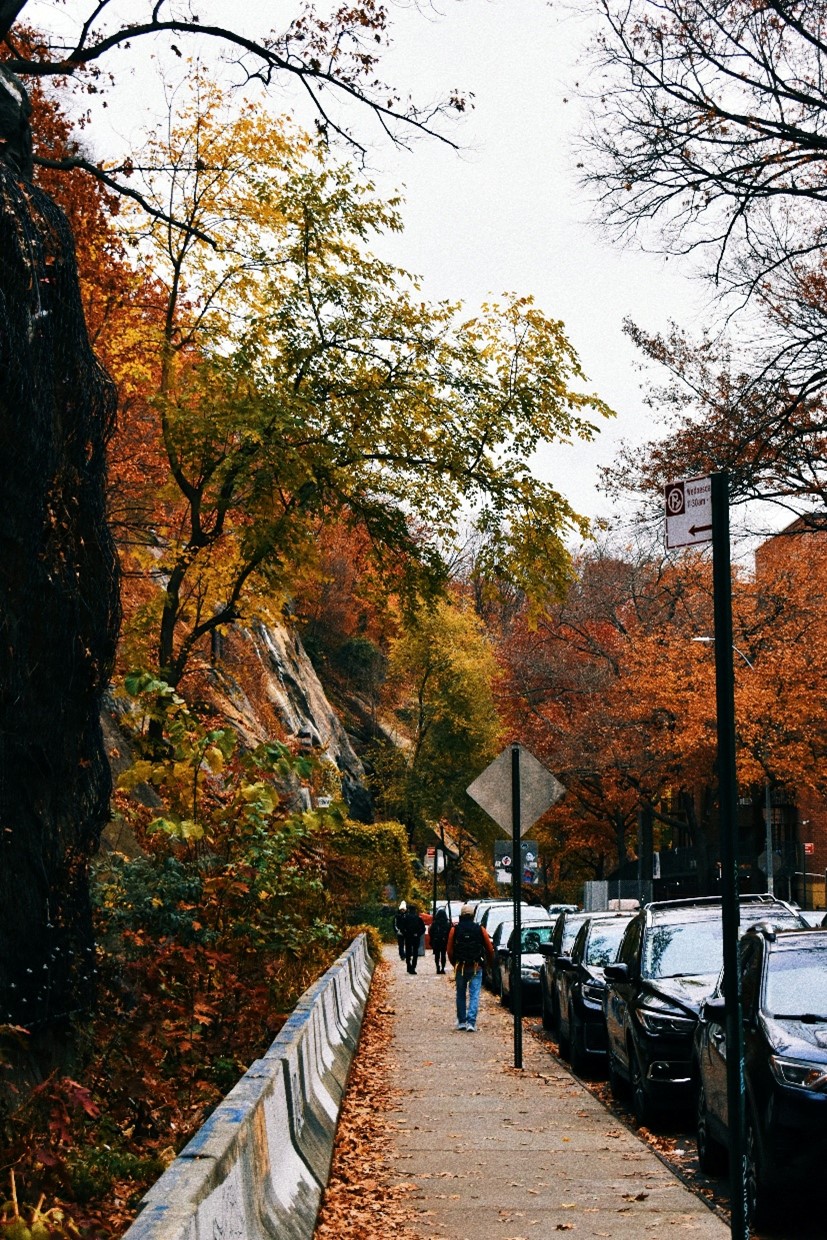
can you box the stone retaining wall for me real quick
[122,934,375,1239]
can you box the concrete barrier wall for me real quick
[122,933,375,1240]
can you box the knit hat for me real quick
[399,900,407,910]
[460,903,475,917]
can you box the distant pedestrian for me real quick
[447,904,494,1031]
[400,904,427,974]
[393,901,407,960]
[430,907,450,974]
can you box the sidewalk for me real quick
[384,946,728,1239]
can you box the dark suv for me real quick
[554,911,634,1072]
[694,925,827,1229]
[603,895,807,1126]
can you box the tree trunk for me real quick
[0,72,120,1032]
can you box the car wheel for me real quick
[541,981,555,1031]
[569,1006,587,1074]
[558,1008,571,1059]
[745,1111,775,1231]
[608,1050,628,1099]
[630,1043,657,1128]
[695,1079,727,1175]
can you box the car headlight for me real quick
[521,966,540,981]
[582,981,604,1005]
[636,1005,694,1036]
[770,1056,827,1092]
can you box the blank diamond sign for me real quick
[467,744,564,835]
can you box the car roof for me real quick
[583,910,636,922]
[757,926,827,951]
[646,896,801,926]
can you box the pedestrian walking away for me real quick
[429,906,450,973]
[446,903,494,1030]
[393,900,407,960]
[400,904,426,974]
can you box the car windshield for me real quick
[561,917,587,953]
[765,946,827,1018]
[586,920,629,967]
[740,905,803,930]
[642,919,723,979]
[521,925,554,951]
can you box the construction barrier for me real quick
[122,933,375,1240]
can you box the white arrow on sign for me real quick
[466,744,564,836]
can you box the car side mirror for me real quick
[604,962,630,983]
[702,996,726,1022]
[555,954,573,971]
[538,943,556,958]
[497,946,510,957]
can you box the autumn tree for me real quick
[498,545,681,873]
[117,82,609,694]
[586,0,827,295]
[497,528,827,895]
[0,0,472,1037]
[586,2,827,530]
[373,599,502,848]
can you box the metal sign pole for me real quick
[511,744,523,1069]
[711,471,748,1240]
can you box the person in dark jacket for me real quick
[447,904,494,1030]
[400,904,427,974]
[430,907,450,974]
[393,901,407,959]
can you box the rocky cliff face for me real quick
[103,619,374,828]
[204,621,373,821]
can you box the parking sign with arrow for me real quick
[665,476,713,549]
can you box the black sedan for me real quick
[694,924,827,1230]
[495,921,556,1009]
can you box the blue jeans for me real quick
[455,966,483,1027]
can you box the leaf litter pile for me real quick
[315,960,419,1239]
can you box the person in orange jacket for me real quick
[447,904,494,1031]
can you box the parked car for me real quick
[473,899,509,925]
[432,899,462,925]
[554,911,635,1072]
[797,908,827,927]
[495,920,557,1009]
[694,924,827,1229]
[539,909,591,1034]
[604,894,808,1126]
[483,904,550,988]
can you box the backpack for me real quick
[453,919,484,965]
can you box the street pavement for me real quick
[384,945,729,1239]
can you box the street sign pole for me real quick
[712,471,748,1240]
[467,742,564,1074]
[511,744,523,1069]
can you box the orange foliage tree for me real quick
[498,529,827,897]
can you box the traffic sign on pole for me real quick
[467,744,564,836]
[468,744,564,1072]
[665,476,713,548]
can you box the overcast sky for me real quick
[29,0,720,534]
